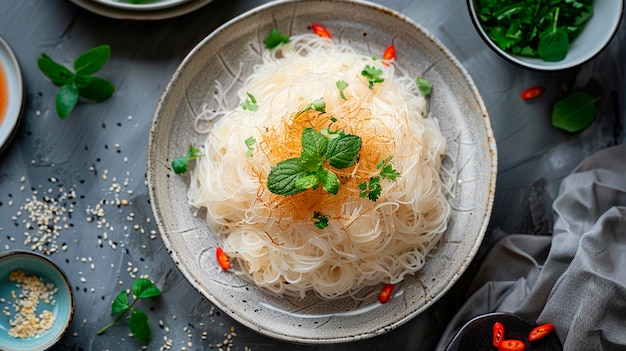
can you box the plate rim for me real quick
[68,0,212,20]
[147,0,497,343]
[90,0,195,12]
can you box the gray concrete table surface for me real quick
[0,0,624,350]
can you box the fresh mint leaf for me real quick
[75,75,115,101]
[267,158,307,195]
[551,91,598,132]
[56,84,79,120]
[295,173,321,192]
[318,168,340,195]
[37,54,74,86]
[132,278,161,299]
[245,136,256,157]
[111,292,130,316]
[241,92,259,111]
[336,80,348,100]
[326,134,362,169]
[264,28,290,49]
[129,309,151,345]
[74,45,111,76]
[415,77,432,97]
[361,65,384,89]
[313,211,329,229]
[38,45,115,119]
[301,128,328,164]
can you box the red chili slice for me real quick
[520,86,544,100]
[382,44,396,66]
[498,339,526,351]
[528,323,554,341]
[312,23,332,38]
[216,247,231,270]
[378,283,394,303]
[493,322,505,347]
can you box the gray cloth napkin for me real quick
[436,144,626,351]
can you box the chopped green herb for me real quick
[97,278,161,345]
[264,28,290,49]
[473,0,593,61]
[313,211,329,229]
[302,98,326,113]
[551,91,599,132]
[241,92,259,111]
[415,77,432,97]
[377,157,401,180]
[172,146,204,174]
[245,137,256,157]
[267,128,362,196]
[361,65,384,89]
[359,176,382,201]
[336,80,349,100]
[38,45,115,119]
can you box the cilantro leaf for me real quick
[264,28,290,49]
[302,98,326,113]
[241,92,259,111]
[377,157,401,180]
[245,136,256,157]
[313,211,329,229]
[359,177,382,201]
[172,146,204,174]
[361,65,384,89]
[415,77,432,97]
[336,80,348,100]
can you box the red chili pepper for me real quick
[378,283,394,303]
[493,322,505,347]
[520,86,544,100]
[382,44,396,66]
[312,23,332,38]
[498,339,526,351]
[216,247,231,270]
[528,323,554,341]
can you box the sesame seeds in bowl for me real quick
[0,250,74,351]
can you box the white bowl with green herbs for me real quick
[468,0,623,71]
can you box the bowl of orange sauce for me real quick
[0,35,24,153]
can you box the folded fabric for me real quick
[436,144,626,350]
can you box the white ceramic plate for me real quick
[92,0,193,11]
[147,0,497,344]
[0,35,23,154]
[69,0,212,20]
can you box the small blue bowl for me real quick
[0,250,74,351]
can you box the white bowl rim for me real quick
[0,35,24,154]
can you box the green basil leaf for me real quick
[264,28,290,49]
[301,128,328,164]
[267,158,307,195]
[551,91,597,132]
[129,310,151,345]
[111,291,130,316]
[75,75,115,101]
[538,27,569,62]
[37,54,74,86]
[318,168,340,195]
[56,84,79,119]
[326,134,362,169]
[132,278,161,299]
[74,45,111,75]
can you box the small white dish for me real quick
[0,250,74,351]
[467,0,623,71]
[69,0,212,20]
[0,35,24,154]
[91,0,193,11]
